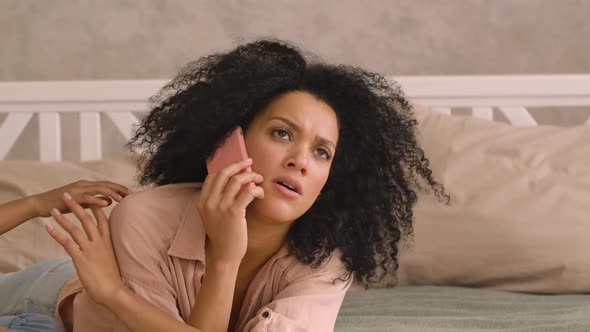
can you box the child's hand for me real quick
[46,192,124,307]
[30,180,131,218]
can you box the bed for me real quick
[1,75,589,331]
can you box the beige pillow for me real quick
[0,153,139,274]
[394,105,590,293]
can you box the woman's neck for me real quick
[242,210,291,269]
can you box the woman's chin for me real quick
[248,197,302,225]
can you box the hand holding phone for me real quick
[199,127,264,263]
[206,126,251,174]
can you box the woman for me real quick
[3,39,448,332]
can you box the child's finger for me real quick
[62,192,100,241]
[80,195,112,208]
[45,222,83,261]
[80,187,124,202]
[85,182,130,201]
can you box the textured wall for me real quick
[1,0,589,160]
[1,0,589,81]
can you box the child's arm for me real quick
[0,180,130,235]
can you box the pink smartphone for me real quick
[206,126,251,174]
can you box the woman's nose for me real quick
[285,148,308,175]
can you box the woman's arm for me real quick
[188,158,264,332]
[47,159,262,332]
[106,287,202,332]
[0,180,130,235]
[187,257,240,330]
[47,192,203,332]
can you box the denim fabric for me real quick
[0,313,65,332]
[0,257,74,331]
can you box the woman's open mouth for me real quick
[272,181,301,199]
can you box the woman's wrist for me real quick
[104,285,133,311]
[206,254,242,271]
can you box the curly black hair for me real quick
[127,38,449,288]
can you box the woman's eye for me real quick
[272,129,291,140]
[316,148,331,160]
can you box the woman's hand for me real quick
[30,180,130,218]
[197,158,264,264]
[46,192,124,308]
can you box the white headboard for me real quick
[1,75,589,161]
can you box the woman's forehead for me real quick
[260,92,339,141]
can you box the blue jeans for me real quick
[0,257,75,332]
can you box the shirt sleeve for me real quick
[242,257,353,332]
[108,196,184,332]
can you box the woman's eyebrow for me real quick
[270,116,336,148]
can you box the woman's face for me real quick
[244,91,339,224]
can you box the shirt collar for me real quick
[167,185,293,264]
[167,191,206,262]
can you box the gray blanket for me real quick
[335,286,590,331]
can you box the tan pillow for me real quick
[0,153,139,274]
[394,105,590,293]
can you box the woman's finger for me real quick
[45,221,83,261]
[234,185,265,211]
[199,171,217,205]
[220,172,263,208]
[62,193,100,241]
[90,206,110,238]
[209,159,253,203]
[51,210,91,249]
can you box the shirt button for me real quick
[261,310,270,318]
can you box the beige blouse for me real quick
[56,183,352,332]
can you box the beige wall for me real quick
[1,0,590,80]
[1,0,589,160]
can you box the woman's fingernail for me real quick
[245,158,253,163]
[51,208,61,216]
[63,192,72,200]
[45,223,54,232]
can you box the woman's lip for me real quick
[272,182,301,199]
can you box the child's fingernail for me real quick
[45,224,54,232]
[63,192,72,200]
[51,208,61,216]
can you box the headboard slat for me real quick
[499,107,538,127]
[106,112,139,142]
[39,113,62,162]
[80,112,102,161]
[0,113,33,160]
[472,108,494,121]
[431,107,451,115]
[1,76,588,161]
